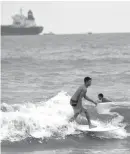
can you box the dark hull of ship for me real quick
[1,25,43,35]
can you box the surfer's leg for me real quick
[83,109,91,126]
[69,112,80,122]
[83,108,96,128]
[73,112,80,121]
[69,108,81,122]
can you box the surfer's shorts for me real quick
[70,99,85,114]
[70,99,88,114]
[70,99,78,107]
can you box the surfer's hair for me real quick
[84,77,92,83]
[98,93,104,98]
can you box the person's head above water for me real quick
[84,77,92,87]
[98,93,104,100]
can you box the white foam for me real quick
[96,102,129,138]
[0,92,129,142]
[0,91,74,141]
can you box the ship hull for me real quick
[1,25,43,36]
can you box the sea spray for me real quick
[0,92,130,142]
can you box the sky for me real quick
[1,1,130,34]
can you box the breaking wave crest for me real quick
[1,91,130,143]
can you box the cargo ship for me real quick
[1,9,43,35]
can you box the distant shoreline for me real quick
[1,32,130,37]
[43,32,130,35]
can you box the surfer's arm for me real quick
[84,94,97,106]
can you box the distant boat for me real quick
[1,9,43,36]
[44,32,55,35]
[88,32,92,35]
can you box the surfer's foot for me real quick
[89,125,96,129]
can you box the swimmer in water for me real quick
[69,77,97,129]
[98,93,111,103]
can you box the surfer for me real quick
[69,77,97,129]
[98,93,111,103]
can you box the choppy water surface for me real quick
[1,33,130,154]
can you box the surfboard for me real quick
[76,125,119,132]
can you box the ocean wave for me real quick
[1,91,130,143]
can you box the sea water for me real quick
[1,33,130,154]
